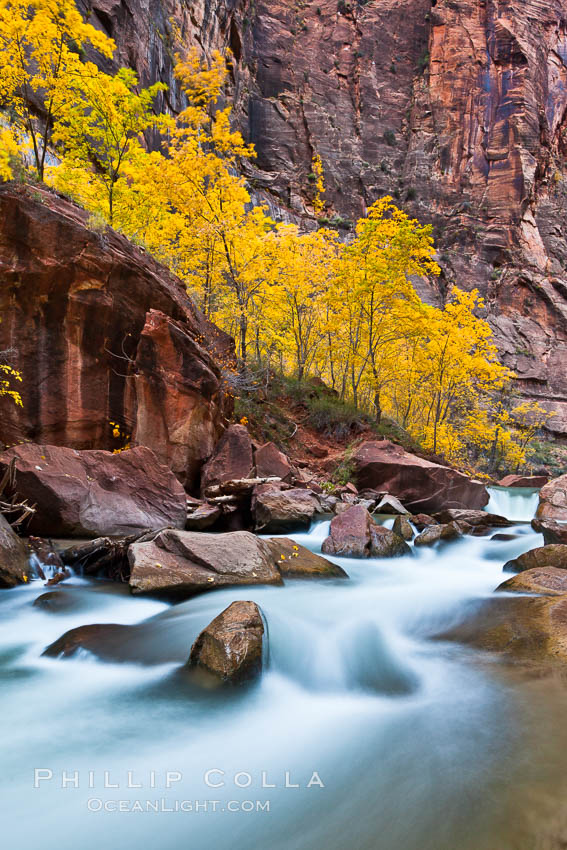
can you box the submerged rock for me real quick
[441,594,567,664]
[128,529,283,598]
[0,444,187,538]
[188,601,264,684]
[42,623,132,659]
[503,544,567,573]
[267,537,348,579]
[0,514,29,587]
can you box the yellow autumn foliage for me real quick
[0,0,554,470]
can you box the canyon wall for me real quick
[80,0,567,434]
[0,184,233,491]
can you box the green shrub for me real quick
[305,396,370,440]
[384,129,396,147]
[331,445,356,485]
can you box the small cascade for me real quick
[485,486,540,522]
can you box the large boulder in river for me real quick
[0,444,187,538]
[352,440,488,513]
[254,442,293,482]
[322,505,410,558]
[536,474,567,520]
[253,487,320,533]
[268,537,348,579]
[503,544,567,573]
[497,567,567,596]
[531,518,567,545]
[128,529,283,597]
[188,601,265,684]
[200,425,254,493]
[0,514,29,587]
[440,594,567,663]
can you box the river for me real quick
[3,487,567,849]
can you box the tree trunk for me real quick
[239,314,247,370]
[374,390,382,424]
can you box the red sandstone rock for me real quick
[128,529,283,597]
[352,441,488,514]
[188,601,265,684]
[253,487,320,533]
[0,514,29,587]
[532,518,567,546]
[321,504,410,558]
[254,442,292,482]
[499,475,548,488]
[0,185,231,491]
[536,475,567,521]
[82,1,567,431]
[200,425,254,493]
[0,444,187,538]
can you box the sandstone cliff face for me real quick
[88,0,567,435]
[0,184,232,490]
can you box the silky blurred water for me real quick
[3,493,567,850]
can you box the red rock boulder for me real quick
[200,425,254,493]
[188,601,265,684]
[254,442,292,482]
[322,505,410,559]
[0,444,187,538]
[352,441,489,514]
[0,514,29,587]
[536,475,567,521]
[498,474,548,488]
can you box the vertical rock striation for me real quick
[0,184,233,490]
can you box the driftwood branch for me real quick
[203,476,282,499]
[0,459,36,527]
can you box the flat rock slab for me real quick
[497,567,567,596]
[267,537,348,578]
[504,544,567,573]
[128,529,283,598]
[434,509,513,528]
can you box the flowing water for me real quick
[485,486,541,522]
[2,491,567,850]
